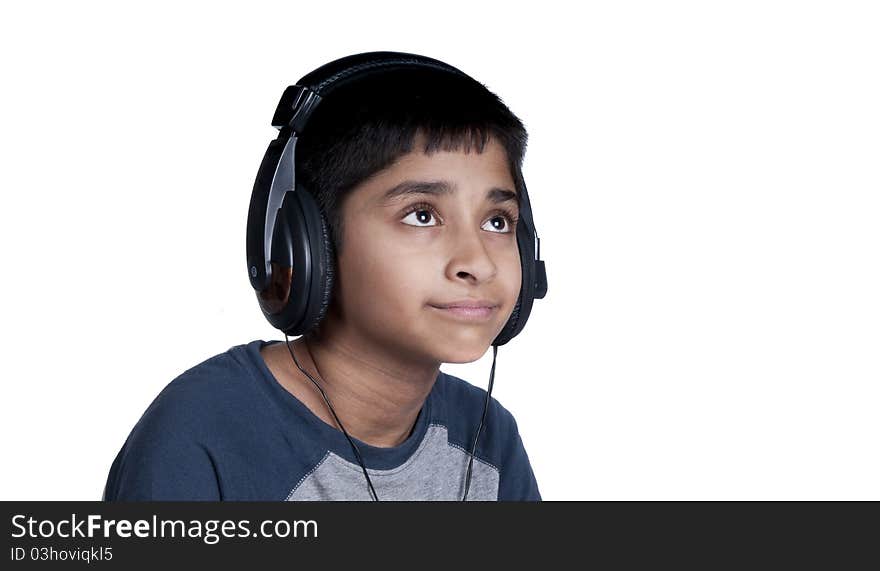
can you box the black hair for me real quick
[294,66,529,255]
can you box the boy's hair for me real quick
[295,66,529,256]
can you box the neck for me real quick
[288,313,440,448]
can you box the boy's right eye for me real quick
[400,204,440,227]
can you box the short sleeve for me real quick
[497,413,542,501]
[102,388,222,501]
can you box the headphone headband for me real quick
[271,53,470,134]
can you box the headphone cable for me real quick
[284,333,380,501]
[284,334,497,502]
[462,343,497,501]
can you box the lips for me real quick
[427,299,500,322]
[429,299,500,309]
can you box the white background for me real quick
[1,1,878,500]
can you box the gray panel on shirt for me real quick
[286,424,499,501]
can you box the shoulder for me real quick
[438,371,521,443]
[437,372,538,490]
[144,340,270,425]
[103,341,266,500]
[437,371,541,501]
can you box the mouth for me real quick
[427,301,500,322]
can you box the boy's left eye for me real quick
[482,215,514,233]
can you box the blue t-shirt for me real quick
[102,340,541,501]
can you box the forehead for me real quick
[352,135,518,208]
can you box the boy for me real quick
[102,52,544,501]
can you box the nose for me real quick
[444,224,498,285]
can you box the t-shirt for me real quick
[102,340,541,501]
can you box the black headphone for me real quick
[246,51,547,347]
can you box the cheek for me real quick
[337,237,436,313]
[502,245,523,301]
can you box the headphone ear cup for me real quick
[492,210,536,347]
[284,184,335,337]
[256,189,311,333]
[493,297,522,347]
[299,209,336,336]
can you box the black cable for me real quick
[462,344,498,501]
[285,334,498,502]
[284,333,380,501]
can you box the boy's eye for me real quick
[399,203,518,234]
[482,216,513,234]
[401,208,439,227]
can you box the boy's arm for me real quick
[103,439,221,501]
[103,396,222,501]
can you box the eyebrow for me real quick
[379,179,518,206]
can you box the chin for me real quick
[433,336,493,364]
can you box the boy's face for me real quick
[329,134,522,365]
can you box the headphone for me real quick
[245,51,548,499]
